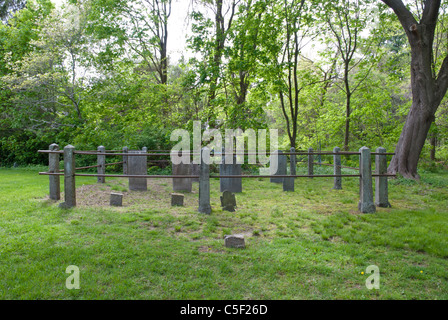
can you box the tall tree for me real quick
[382,0,448,178]
[322,0,376,151]
[126,0,172,85]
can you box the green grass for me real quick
[0,166,447,299]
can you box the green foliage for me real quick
[1,0,448,167]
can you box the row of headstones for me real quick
[196,146,391,215]
[47,144,243,206]
[49,144,389,214]
[125,148,243,193]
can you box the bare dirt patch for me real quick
[57,178,198,209]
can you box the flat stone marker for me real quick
[110,193,123,206]
[224,235,245,248]
[171,193,184,206]
[220,190,236,212]
[128,150,148,191]
[172,163,192,192]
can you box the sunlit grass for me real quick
[0,166,447,299]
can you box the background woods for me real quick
[1,0,448,178]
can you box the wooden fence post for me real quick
[122,146,128,175]
[61,145,76,208]
[308,147,314,178]
[283,147,295,192]
[358,146,375,213]
[290,147,296,176]
[333,147,342,190]
[375,147,391,208]
[97,146,105,183]
[49,143,60,200]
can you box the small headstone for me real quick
[110,193,123,206]
[270,150,286,183]
[13,162,18,168]
[220,190,236,212]
[128,150,148,191]
[220,153,242,193]
[191,161,200,183]
[171,193,184,206]
[224,235,245,248]
[198,148,211,214]
[172,163,192,192]
[283,175,294,192]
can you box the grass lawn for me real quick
[0,165,447,299]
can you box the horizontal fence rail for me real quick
[39,172,396,178]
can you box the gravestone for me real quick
[220,190,236,212]
[172,162,192,192]
[171,193,185,206]
[191,161,200,183]
[198,147,212,214]
[283,174,294,192]
[128,150,148,191]
[220,153,242,193]
[110,193,123,206]
[224,235,245,248]
[270,150,286,183]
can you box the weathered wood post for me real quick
[283,147,295,192]
[122,146,128,175]
[60,145,76,208]
[333,147,342,190]
[358,146,375,213]
[375,147,391,208]
[97,145,106,183]
[198,147,211,214]
[308,147,314,178]
[49,143,60,200]
[290,147,297,175]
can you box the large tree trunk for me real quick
[387,23,441,178]
[388,102,435,178]
[383,0,448,179]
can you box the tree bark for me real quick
[382,0,448,178]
